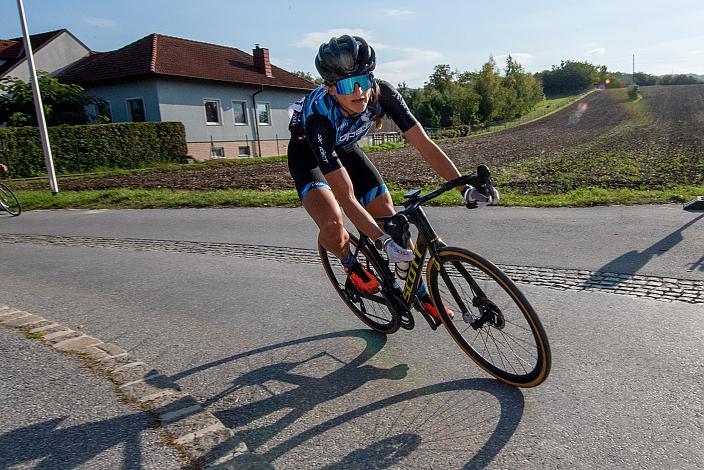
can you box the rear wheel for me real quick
[427,247,551,387]
[0,183,21,217]
[319,234,400,334]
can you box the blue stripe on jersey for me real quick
[299,180,331,201]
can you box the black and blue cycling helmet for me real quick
[315,35,376,84]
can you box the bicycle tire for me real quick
[0,183,21,217]
[427,247,551,387]
[319,234,400,334]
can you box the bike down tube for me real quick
[417,205,482,328]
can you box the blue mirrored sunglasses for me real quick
[335,73,374,95]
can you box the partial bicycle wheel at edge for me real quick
[0,183,21,216]
[427,247,551,387]
[319,234,400,334]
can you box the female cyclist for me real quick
[287,35,497,320]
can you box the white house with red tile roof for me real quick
[59,33,316,160]
[0,29,90,82]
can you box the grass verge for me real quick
[13,185,704,211]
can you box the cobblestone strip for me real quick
[0,304,273,469]
[2,233,702,304]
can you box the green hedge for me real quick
[0,122,188,178]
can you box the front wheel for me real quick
[319,234,400,334]
[427,247,551,387]
[0,183,21,217]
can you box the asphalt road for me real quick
[1,205,703,469]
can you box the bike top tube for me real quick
[372,165,491,226]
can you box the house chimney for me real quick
[253,45,273,78]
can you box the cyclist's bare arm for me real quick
[403,124,465,194]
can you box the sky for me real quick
[2,0,703,87]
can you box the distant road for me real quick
[2,204,702,280]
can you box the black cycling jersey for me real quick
[287,79,418,204]
[290,79,417,175]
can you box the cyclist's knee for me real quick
[319,218,348,244]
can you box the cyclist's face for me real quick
[328,83,371,115]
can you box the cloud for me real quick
[494,53,536,66]
[383,9,413,17]
[375,47,443,87]
[586,47,606,56]
[295,29,374,49]
[82,16,116,28]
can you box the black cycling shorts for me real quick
[287,137,388,206]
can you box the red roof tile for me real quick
[60,33,316,91]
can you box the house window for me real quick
[211,147,225,158]
[86,101,112,123]
[233,101,247,125]
[256,102,271,125]
[238,146,251,157]
[204,100,221,125]
[126,98,145,122]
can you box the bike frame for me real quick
[350,167,494,330]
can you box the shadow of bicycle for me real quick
[170,328,524,469]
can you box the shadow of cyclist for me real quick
[171,329,524,469]
[321,433,422,469]
[0,413,154,469]
[584,212,704,287]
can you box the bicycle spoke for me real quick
[319,237,398,333]
[430,249,550,386]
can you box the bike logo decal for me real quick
[402,246,424,302]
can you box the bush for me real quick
[628,85,640,101]
[0,122,187,178]
[434,125,471,139]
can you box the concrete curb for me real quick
[0,304,273,469]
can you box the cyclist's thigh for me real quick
[302,185,343,231]
[287,137,345,230]
[338,145,390,212]
[287,137,331,202]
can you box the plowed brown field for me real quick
[29,85,704,193]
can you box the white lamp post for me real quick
[16,0,59,194]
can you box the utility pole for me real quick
[632,54,635,85]
[16,0,59,194]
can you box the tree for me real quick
[659,74,699,85]
[633,72,657,86]
[426,64,454,93]
[0,71,103,126]
[539,61,601,96]
[502,55,544,117]
[474,56,505,122]
[292,70,323,85]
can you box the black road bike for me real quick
[0,182,21,216]
[319,165,551,388]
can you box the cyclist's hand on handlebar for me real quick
[462,184,500,208]
[376,234,415,262]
